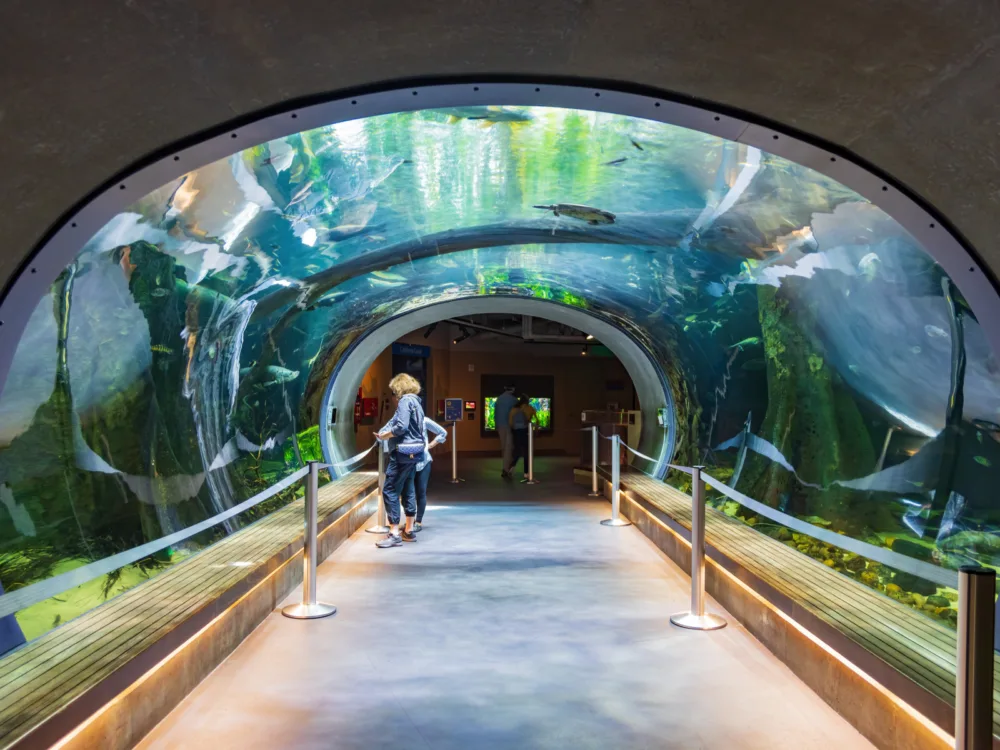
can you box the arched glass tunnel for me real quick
[1,85,999,644]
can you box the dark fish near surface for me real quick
[603,157,627,166]
[442,107,533,124]
[532,203,616,225]
[630,138,644,151]
[321,223,385,242]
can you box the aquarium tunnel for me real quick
[1,82,1000,651]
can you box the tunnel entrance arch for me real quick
[1,78,1000,653]
[318,296,675,477]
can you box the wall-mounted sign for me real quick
[444,398,463,422]
[464,400,476,411]
[392,343,430,358]
[362,398,379,418]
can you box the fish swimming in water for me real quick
[533,203,616,225]
[727,337,761,351]
[239,365,300,386]
[629,138,643,151]
[150,344,174,354]
[442,107,533,124]
[857,252,881,281]
[371,270,407,282]
[369,277,405,288]
[603,157,627,166]
[925,325,948,339]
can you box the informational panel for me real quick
[391,342,431,412]
[444,398,463,423]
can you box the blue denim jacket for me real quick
[381,394,425,454]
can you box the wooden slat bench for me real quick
[616,472,998,742]
[0,470,378,750]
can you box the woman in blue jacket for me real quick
[373,374,426,548]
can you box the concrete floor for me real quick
[139,458,874,750]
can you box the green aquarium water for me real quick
[1,104,998,650]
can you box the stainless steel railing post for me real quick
[525,422,540,484]
[956,565,995,749]
[601,435,631,526]
[366,441,391,534]
[449,421,465,484]
[588,425,600,497]
[282,461,337,620]
[670,466,725,630]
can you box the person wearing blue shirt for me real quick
[413,417,447,532]
[494,385,518,479]
[373,374,426,548]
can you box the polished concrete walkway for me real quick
[139,458,873,749]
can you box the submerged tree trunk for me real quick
[739,285,888,533]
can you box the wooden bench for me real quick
[0,471,378,750]
[616,472,998,741]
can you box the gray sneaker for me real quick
[376,534,402,548]
[413,522,423,533]
[401,529,417,542]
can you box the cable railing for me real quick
[0,446,378,622]
[584,427,996,748]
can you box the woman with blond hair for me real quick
[373,373,426,548]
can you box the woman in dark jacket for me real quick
[374,373,426,548]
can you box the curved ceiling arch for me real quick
[319,296,674,478]
[2,81,999,619]
[1,81,998,389]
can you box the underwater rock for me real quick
[844,555,866,573]
[893,572,937,596]
[888,538,934,561]
[925,594,951,608]
[776,527,791,541]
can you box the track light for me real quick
[586,334,594,340]
[423,323,437,339]
[581,346,588,356]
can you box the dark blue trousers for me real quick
[415,462,433,522]
[383,453,418,524]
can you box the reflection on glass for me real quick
[0,104,997,648]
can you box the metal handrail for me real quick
[660,463,958,588]
[657,460,993,746]
[0,444,378,620]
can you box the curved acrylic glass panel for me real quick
[1,105,997,646]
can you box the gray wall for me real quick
[1,1,999,295]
